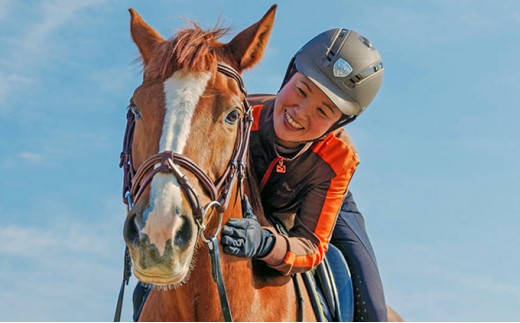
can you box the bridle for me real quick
[114,63,253,322]
[121,63,252,224]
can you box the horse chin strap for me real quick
[114,63,252,322]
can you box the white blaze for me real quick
[142,71,211,255]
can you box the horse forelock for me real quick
[145,22,229,80]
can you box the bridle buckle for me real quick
[197,200,224,244]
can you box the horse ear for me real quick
[224,5,276,71]
[129,8,164,65]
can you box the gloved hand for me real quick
[221,196,275,258]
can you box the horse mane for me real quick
[145,22,229,79]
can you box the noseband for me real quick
[114,63,252,322]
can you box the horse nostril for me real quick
[174,216,192,250]
[124,212,140,246]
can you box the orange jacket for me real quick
[248,96,359,274]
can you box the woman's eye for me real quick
[225,110,240,125]
[318,108,328,117]
[297,87,307,98]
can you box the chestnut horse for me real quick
[121,5,318,321]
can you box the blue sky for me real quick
[1,0,520,321]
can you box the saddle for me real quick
[269,217,354,322]
[303,244,354,322]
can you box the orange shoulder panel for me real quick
[311,132,359,176]
[251,104,264,131]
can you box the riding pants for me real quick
[330,191,387,322]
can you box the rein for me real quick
[114,63,253,322]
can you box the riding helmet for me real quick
[290,28,384,116]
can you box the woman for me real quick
[221,28,387,321]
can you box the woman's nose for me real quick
[294,101,312,117]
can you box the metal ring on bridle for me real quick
[197,200,224,244]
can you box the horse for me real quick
[120,5,319,321]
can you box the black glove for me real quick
[221,196,275,258]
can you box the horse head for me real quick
[122,6,276,287]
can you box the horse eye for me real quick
[225,109,240,125]
[129,101,141,119]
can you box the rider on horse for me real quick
[132,27,387,322]
[220,28,387,321]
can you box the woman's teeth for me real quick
[285,111,304,130]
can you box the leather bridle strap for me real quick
[130,151,217,219]
[208,236,232,322]
[119,109,136,204]
[113,246,132,322]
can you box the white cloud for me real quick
[18,151,46,163]
[18,1,100,55]
[379,241,520,321]
[88,64,137,95]
[0,226,60,256]
[0,223,128,321]
[0,0,11,20]
[0,195,126,262]
[4,2,84,66]
[0,72,33,108]
[0,0,106,103]
[0,223,108,260]
[0,197,133,321]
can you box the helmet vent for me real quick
[326,30,349,63]
[359,36,373,49]
[347,62,384,88]
[326,50,336,62]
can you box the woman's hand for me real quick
[221,196,275,258]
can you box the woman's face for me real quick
[273,72,343,147]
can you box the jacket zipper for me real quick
[260,156,286,191]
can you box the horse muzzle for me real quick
[124,202,197,285]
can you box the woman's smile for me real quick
[284,109,304,130]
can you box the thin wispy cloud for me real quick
[379,242,520,321]
[0,73,33,106]
[88,65,137,96]
[0,222,112,261]
[0,225,68,257]
[13,1,104,61]
[1,130,111,169]
[0,220,125,321]
[0,192,128,321]
[0,0,106,106]
[0,0,11,21]
[18,151,47,163]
